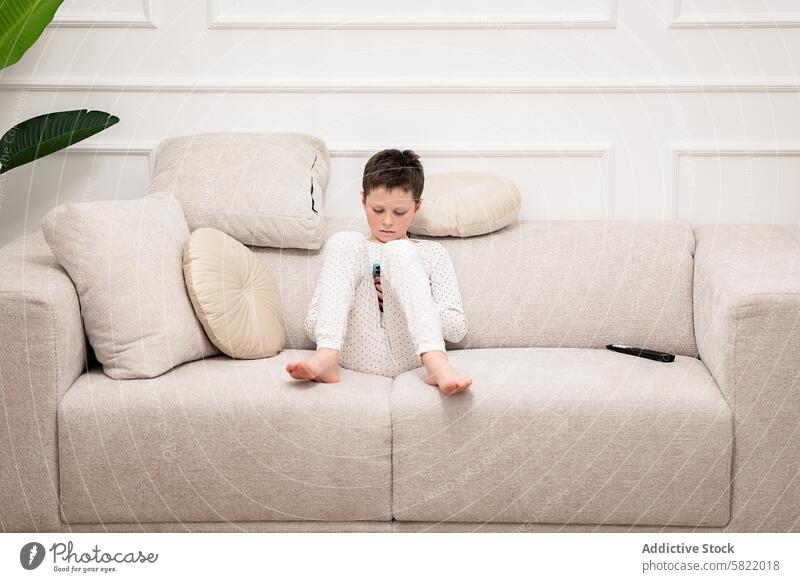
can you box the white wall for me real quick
[1,0,800,247]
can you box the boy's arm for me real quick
[429,244,468,343]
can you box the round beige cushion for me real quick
[410,171,522,237]
[182,228,284,359]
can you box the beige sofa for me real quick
[1,215,798,533]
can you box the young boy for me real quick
[286,149,472,395]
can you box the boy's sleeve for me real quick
[429,243,468,343]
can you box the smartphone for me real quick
[372,262,382,312]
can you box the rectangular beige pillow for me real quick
[146,132,329,249]
[41,193,218,379]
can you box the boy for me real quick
[286,149,472,395]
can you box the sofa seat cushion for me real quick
[391,347,732,527]
[58,352,392,524]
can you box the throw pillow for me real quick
[145,132,330,249]
[182,228,285,359]
[41,193,219,380]
[410,170,522,237]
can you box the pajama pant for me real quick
[304,230,446,378]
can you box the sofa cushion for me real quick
[391,347,732,527]
[258,217,698,359]
[412,218,698,357]
[41,193,218,380]
[183,227,285,359]
[411,170,522,237]
[58,352,392,524]
[146,132,329,249]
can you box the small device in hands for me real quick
[372,261,383,312]
[606,344,675,363]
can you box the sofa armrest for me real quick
[694,224,800,532]
[0,228,86,532]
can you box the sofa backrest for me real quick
[254,217,698,357]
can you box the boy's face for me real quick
[361,185,422,243]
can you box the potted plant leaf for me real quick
[0,0,119,174]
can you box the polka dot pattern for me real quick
[303,231,468,378]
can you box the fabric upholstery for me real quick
[0,230,86,532]
[410,171,522,237]
[391,347,732,527]
[183,227,285,359]
[65,521,713,533]
[146,132,330,249]
[693,223,800,532]
[3,216,798,532]
[58,352,393,524]
[40,193,218,380]
[267,217,698,358]
[392,522,725,533]
[66,522,393,533]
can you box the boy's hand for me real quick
[374,275,382,309]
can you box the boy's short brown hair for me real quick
[362,149,424,201]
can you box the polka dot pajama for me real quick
[304,231,468,378]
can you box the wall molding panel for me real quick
[671,0,800,28]
[670,145,800,220]
[50,0,158,29]
[0,144,155,247]
[64,141,613,202]
[0,141,615,246]
[64,142,157,175]
[334,142,615,217]
[207,0,617,29]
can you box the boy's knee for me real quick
[326,230,364,248]
[383,238,416,257]
[324,230,366,255]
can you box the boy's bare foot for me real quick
[422,351,472,395]
[286,348,340,383]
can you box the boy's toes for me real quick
[288,361,316,380]
[441,380,463,395]
[451,378,472,394]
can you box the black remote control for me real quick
[372,262,382,312]
[606,344,675,363]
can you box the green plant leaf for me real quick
[0,109,119,174]
[1,0,65,70]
